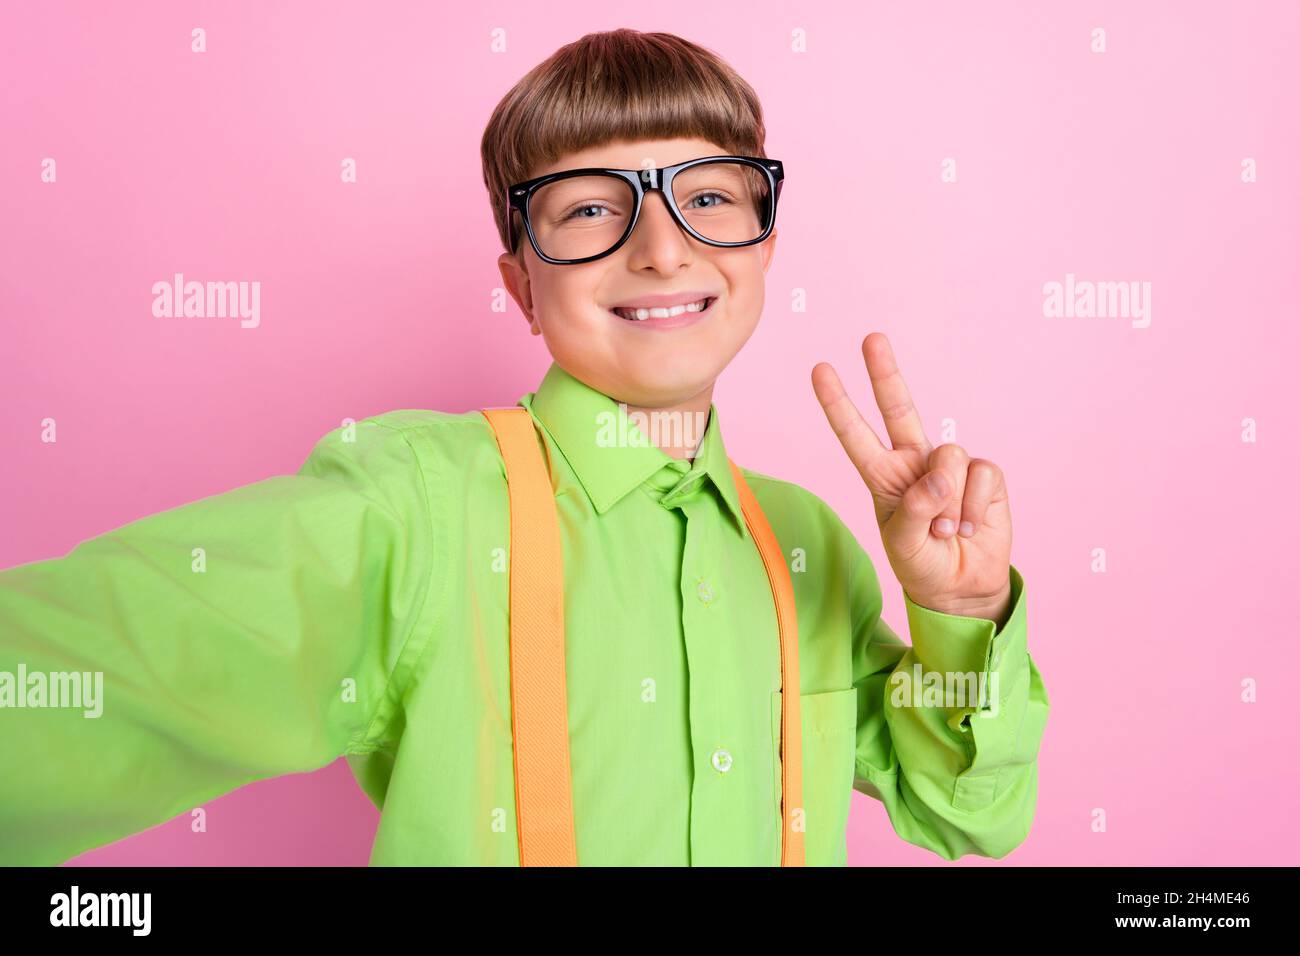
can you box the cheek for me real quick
[717,254,766,310]
[720,279,765,335]
[532,279,608,335]
[531,265,604,315]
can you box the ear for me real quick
[760,227,778,275]
[497,252,542,336]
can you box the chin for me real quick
[619,364,720,404]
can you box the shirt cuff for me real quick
[901,564,1027,713]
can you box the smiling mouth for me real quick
[609,296,717,322]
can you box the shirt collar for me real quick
[518,361,748,538]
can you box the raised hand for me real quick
[811,333,1013,624]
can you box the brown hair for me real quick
[480,28,769,253]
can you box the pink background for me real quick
[2,1,1296,866]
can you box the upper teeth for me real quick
[614,298,711,321]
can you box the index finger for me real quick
[863,332,931,452]
[811,361,890,477]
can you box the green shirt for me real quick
[0,361,1048,866]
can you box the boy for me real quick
[0,28,1047,866]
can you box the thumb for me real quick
[886,469,953,555]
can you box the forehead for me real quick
[530,137,730,179]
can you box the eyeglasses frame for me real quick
[505,154,785,265]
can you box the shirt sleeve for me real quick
[0,419,436,865]
[849,543,1049,860]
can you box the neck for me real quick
[623,384,715,461]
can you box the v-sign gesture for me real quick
[812,333,1013,625]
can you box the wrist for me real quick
[907,581,1012,626]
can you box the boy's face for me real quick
[497,137,777,408]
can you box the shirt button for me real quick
[710,748,733,773]
[696,580,714,604]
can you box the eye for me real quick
[561,203,614,222]
[685,191,734,210]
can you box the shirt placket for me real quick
[660,468,746,865]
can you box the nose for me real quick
[623,189,695,272]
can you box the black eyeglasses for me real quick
[506,154,785,265]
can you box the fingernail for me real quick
[927,473,948,497]
[959,520,975,537]
[934,518,955,535]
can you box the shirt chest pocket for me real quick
[771,687,858,866]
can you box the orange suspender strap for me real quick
[481,406,578,867]
[728,460,805,867]
[482,406,804,867]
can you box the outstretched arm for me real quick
[0,420,436,865]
